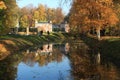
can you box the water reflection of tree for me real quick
[22,47,63,67]
[0,54,23,80]
[69,42,120,80]
[0,43,70,80]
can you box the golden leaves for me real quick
[69,0,118,32]
[0,1,6,9]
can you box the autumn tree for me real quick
[20,15,29,28]
[0,0,19,34]
[35,4,47,22]
[33,4,65,24]
[19,3,65,29]
[33,10,39,20]
[0,1,6,9]
[19,4,35,28]
[69,0,118,39]
[0,0,6,34]
[54,7,65,24]
[3,0,19,28]
[46,8,56,23]
[112,0,120,35]
[45,7,65,24]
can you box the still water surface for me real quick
[0,42,120,80]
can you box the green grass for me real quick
[0,33,71,52]
[100,38,120,67]
[80,35,120,67]
[101,38,120,55]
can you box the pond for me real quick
[0,42,120,80]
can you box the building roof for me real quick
[38,21,48,23]
[37,21,52,24]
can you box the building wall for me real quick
[35,20,70,33]
[52,23,70,33]
[35,22,52,33]
[65,24,70,33]
[60,23,70,33]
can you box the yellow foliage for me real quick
[69,0,118,33]
[0,1,6,9]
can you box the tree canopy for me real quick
[0,0,19,34]
[0,1,6,9]
[19,4,65,28]
[69,0,119,39]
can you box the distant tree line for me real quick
[19,4,65,28]
[0,0,65,35]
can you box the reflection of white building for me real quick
[36,44,53,55]
[65,43,70,52]
[41,44,53,53]
[56,43,70,54]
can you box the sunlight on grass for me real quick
[108,38,120,42]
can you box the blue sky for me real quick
[16,0,71,15]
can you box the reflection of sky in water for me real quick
[16,56,72,80]
[1,42,120,80]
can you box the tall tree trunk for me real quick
[26,27,29,35]
[15,27,18,34]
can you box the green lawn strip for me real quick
[0,33,71,52]
[80,35,100,49]
[81,35,120,67]
[100,38,120,66]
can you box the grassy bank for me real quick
[100,38,120,67]
[0,33,71,55]
[81,35,120,67]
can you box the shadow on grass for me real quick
[80,35,120,68]
[0,33,69,53]
[100,38,120,67]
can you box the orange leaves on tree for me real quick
[69,0,118,33]
[0,1,6,9]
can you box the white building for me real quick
[52,22,70,33]
[35,20,52,33]
[60,22,70,33]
